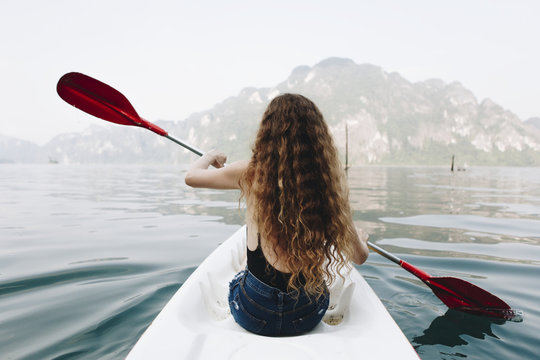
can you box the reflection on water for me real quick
[414,309,505,347]
[381,214,540,239]
[1,165,539,360]
[377,238,540,265]
[348,166,540,221]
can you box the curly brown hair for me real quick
[240,93,357,296]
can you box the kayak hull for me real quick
[127,226,419,359]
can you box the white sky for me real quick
[1,0,539,144]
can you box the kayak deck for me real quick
[127,226,419,359]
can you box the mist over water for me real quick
[1,165,539,359]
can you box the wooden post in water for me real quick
[451,154,455,172]
[345,123,350,172]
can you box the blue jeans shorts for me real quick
[228,269,329,336]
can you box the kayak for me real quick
[127,225,420,359]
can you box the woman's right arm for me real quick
[184,150,248,190]
[351,227,369,265]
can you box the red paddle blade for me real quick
[57,72,168,136]
[427,277,520,320]
[399,259,521,320]
[57,72,140,126]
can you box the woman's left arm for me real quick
[185,150,248,190]
[351,227,369,265]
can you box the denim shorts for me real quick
[228,269,329,336]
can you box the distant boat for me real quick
[48,157,59,164]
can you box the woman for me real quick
[185,94,369,336]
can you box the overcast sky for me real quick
[1,0,539,144]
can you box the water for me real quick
[1,165,539,359]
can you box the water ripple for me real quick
[381,214,540,238]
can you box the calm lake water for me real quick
[1,164,539,359]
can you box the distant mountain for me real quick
[0,135,41,163]
[42,124,192,164]
[525,117,540,129]
[2,57,540,165]
[180,57,540,166]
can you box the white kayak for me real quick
[127,226,419,359]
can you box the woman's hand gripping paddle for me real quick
[57,72,520,321]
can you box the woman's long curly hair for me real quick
[240,93,357,296]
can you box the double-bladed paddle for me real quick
[56,72,520,320]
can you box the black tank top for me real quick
[247,232,291,292]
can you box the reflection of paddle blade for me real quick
[413,309,505,347]
[427,277,522,321]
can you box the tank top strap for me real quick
[245,226,262,249]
